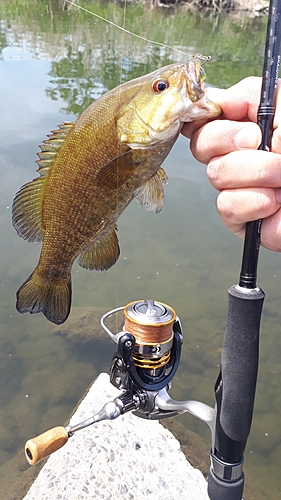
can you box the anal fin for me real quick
[77,227,120,271]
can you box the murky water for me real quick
[0,1,280,499]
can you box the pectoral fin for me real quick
[96,146,147,190]
[77,227,120,271]
[134,167,168,214]
[95,147,134,189]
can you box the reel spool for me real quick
[124,300,176,372]
[101,299,182,392]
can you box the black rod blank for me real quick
[208,1,281,499]
[239,0,281,289]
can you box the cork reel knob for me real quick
[25,426,69,465]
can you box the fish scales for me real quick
[12,59,221,324]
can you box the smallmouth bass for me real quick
[12,58,221,325]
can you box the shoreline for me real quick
[23,373,210,499]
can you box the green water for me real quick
[0,1,280,499]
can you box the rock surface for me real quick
[23,373,209,500]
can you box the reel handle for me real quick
[25,426,69,465]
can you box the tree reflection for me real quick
[46,41,173,115]
[0,0,267,116]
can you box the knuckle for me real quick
[238,76,261,93]
[216,190,235,220]
[242,76,258,87]
[207,158,225,188]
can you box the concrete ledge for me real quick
[23,373,209,499]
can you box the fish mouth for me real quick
[183,58,221,118]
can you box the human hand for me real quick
[182,77,281,252]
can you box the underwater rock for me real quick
[0,334,25,405]
[51,306,110,345]
[0,446,42,500]
[160,418,209,478]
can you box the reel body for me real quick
[104,300,183,394]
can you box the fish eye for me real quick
[152,79,169,92]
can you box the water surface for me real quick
[0,2,280,499]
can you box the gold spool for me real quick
[124,300,176,346]
[132,351,171,369]
[124,300,176,369]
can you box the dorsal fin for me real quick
[12,177,45,242]
[12,122,74,242]
[36,122,73,173]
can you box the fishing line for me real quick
[62,0,195,329]
[114,0,128,320]
[65,0,191,58]
[120,0,127,84]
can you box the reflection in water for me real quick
[0,2,280,500]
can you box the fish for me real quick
[12,58,221,325]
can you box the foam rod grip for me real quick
[221,285,264,443]
[208,467,244,500]
[25,426,69,465]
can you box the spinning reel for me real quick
[25,299,215,466]
[25,298,250,500]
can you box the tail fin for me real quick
[16,269,72,325]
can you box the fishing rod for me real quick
[240,0,281,289]
[208,1,281,499]
[22,4,281,499]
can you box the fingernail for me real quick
[234,124,261,149]
[276,188,281,204]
